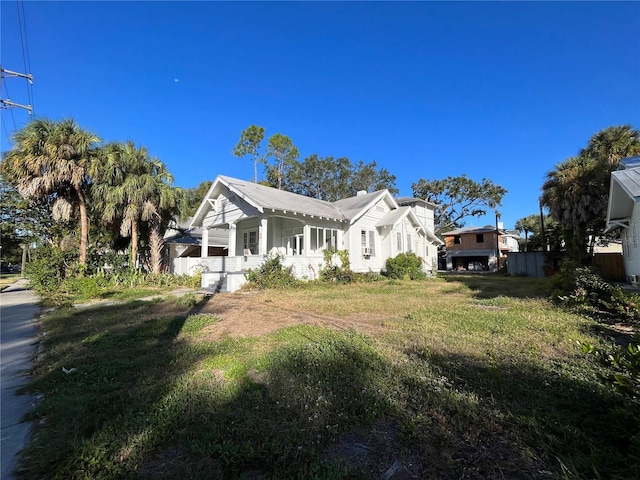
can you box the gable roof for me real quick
[376,206,414,229]
[191,175,440,245]
[191,176,347,226]
[605,167,640,231]
[618,155,640,170]
[333,190,397,224]
[610,168,640,199]
[376,206,443,245]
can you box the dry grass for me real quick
[18,274,639,480]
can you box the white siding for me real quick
[349,201,392,272]
[623,204,640,280]
[203,191,261,228]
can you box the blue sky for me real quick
[1,1,639,229]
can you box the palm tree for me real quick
[92,142,181,272]
[514,214,540,252]
[0,118,100,265]
[580,125,640,166]
[142,170,182,274]
[542,155,608,262]
[542,126,640,262]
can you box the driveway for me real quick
[1,279,39,480]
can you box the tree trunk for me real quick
[149,223,164,274]
[131,221,139,269]
[78,190,88,266]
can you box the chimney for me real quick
[356,190,367,196]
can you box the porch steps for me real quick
[205,274,227,293]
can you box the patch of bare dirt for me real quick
[196,291,389,340]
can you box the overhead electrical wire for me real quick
[1,78,19,131]
[16,0,34,114]
[2,116,14,147]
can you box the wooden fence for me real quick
[592,253,625,282]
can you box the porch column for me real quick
[259,218,268,255]
[201,227,209,258]
[303,224,311,255]
[228,223,237,256]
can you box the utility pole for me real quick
[1,65,33,114]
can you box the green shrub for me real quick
[384,252,426,280]
[175,292,198,307]
[319,249,355,283]
[25,246,75,297]
[246,253,299,289]
[578,337,640,401]
[60,275,110,301]
[577,337,640,457]
[555,266,640,323]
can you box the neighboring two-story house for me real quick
[442,225,519,271]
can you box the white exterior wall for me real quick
[501,235,520,252]
[623,204,640,281]
[348,199,394,272]
[202,192,261,229]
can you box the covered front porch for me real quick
[194,216,344,291]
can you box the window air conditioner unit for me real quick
[243,249,252,256]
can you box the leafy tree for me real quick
[411,174,507,235]
[0,118,101,266]
[351,160,398,196]
[541,125,640,263]
[265,133,299,190]
[280,155,397,201]
[233,125,265,183]
[280,154,351,201]
[184,180,213,217]
[1,176,38,263]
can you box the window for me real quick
[361,229,375,256]
[243,229,258,254]
[397,232,402,252]
[282,227,303,255]
[453,235,461,245]
[476,234,484,243]
[406,233,412,252]
[309,227,338,253]
[502,236,508,245]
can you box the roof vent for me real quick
[356,190,367,196]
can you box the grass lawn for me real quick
[17,275,638,479]
[0,273,21,289]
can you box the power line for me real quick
[2,116,14,147]
[1,78,18,130]
[16,0,34,113]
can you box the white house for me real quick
[604,155,640,282]
[183,175,443,292]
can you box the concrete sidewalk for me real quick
[1,278,40,480]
